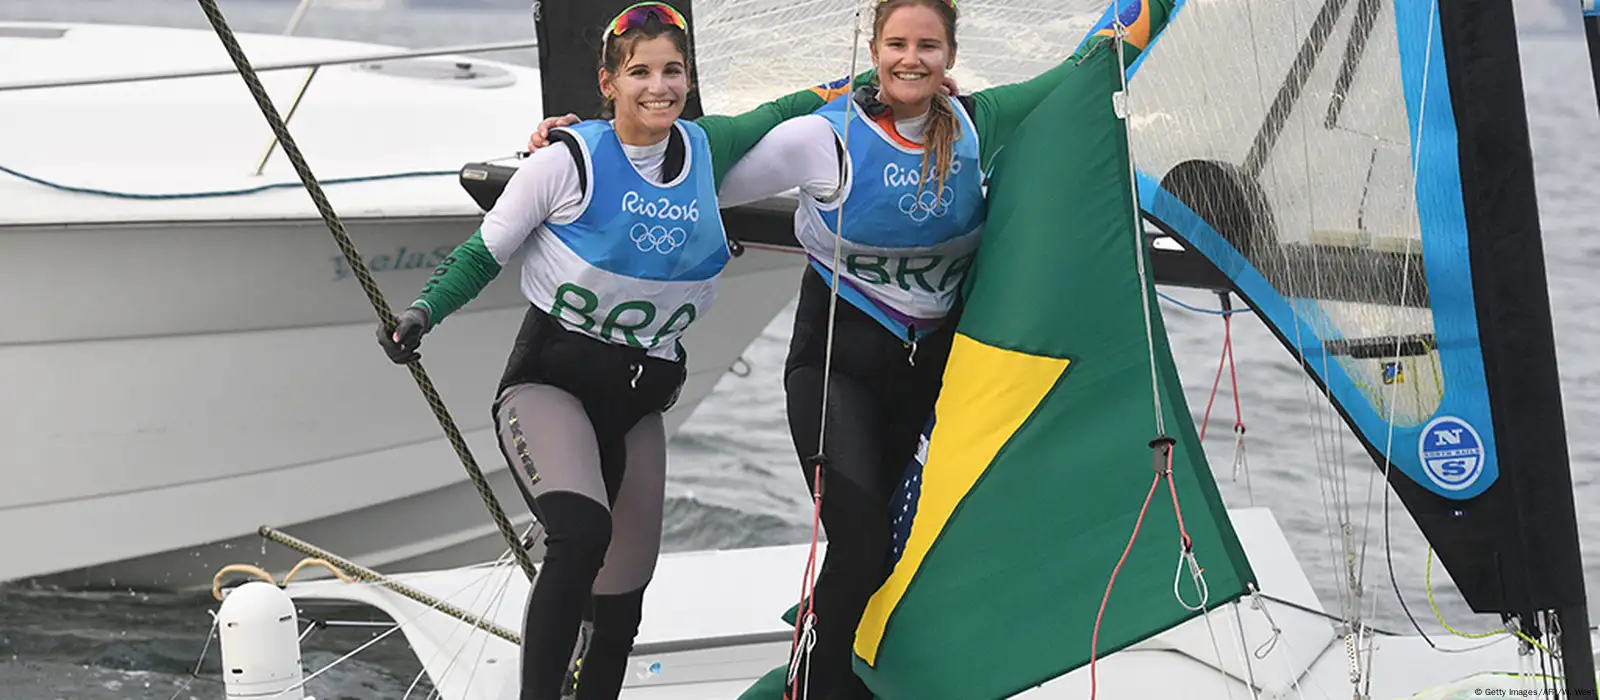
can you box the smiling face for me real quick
[870,1,957,119]
[599,34,691,145]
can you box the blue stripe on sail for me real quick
[1584,0,1597,17]
[1392,0,1499,498]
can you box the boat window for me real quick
[0,26,68,39]
[354,58,516,89]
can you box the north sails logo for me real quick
[621,191,698,254]
[1418,415,1485,491]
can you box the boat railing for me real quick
[0,36,539,174]
[0,37,539,94]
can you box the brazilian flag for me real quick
[742,1,1255,698]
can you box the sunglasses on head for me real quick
[606,2,689,38]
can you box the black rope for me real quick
[194,0,535,582]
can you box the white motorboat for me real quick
[0,19,807,591]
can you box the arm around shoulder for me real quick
[715,115,845,210]
[698,70,876,185]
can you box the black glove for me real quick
[378,306,430,365]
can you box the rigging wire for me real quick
[1349,0,1518,675]
[404,534,532,700]
[787,5,866,697]
[192,0,536,581]
[0,162,457,200]
[1233,0,1355,653]
[1087,12,1234,699]
[1196,294,1252,504]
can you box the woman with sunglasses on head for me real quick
[375,4,893,699]
[708,1,1174,698]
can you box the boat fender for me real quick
[217,581,312,699]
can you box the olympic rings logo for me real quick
[631,223,688,254]
[898,186,955,223]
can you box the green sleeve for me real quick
[410,229,502,329]
[968,57,1080,173]
[698,69,877,189]
[969,0,1171,173]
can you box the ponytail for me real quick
[919,94,959,201]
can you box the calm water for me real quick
[3,1,1599,698]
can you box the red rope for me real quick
[1088,470,1162,700]
[785,462,825,699]
[1092,301,1238,696]
[1225,314,1245,436]
[1199,314,1242,442]
[1088,445,1192,699]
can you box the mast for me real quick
[1437,0,1594,693]
[531,0,704,120]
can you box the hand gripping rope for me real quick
[194,0,536,582]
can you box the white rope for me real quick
[1232,425,1254,506]
[791,4,867,695]
[1111,12,1238,700]
[1111,11,1166,436]
[406,540,527,700]
[1229,602,1263,700]
[813,4,866,463]
[1174,548,1213,612]
[1233,0,1353,651]
[1356,0,1437,610]
[1353,2,1438,695]
[295,563,525,700]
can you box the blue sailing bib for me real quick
[794,93,986,340]
[521,120,730,358]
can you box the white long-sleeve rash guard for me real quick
[480,108,932,265]
[477,136,674,264]
[717,109,932,209]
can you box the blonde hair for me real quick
[872,0,960,199]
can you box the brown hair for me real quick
[872,0,960,199]
[598,10,693,119]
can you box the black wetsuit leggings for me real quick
[491,306,686,700]
[783,266,956,700]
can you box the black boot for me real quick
[572,585,648,700]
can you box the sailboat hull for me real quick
[1,215,804,591]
